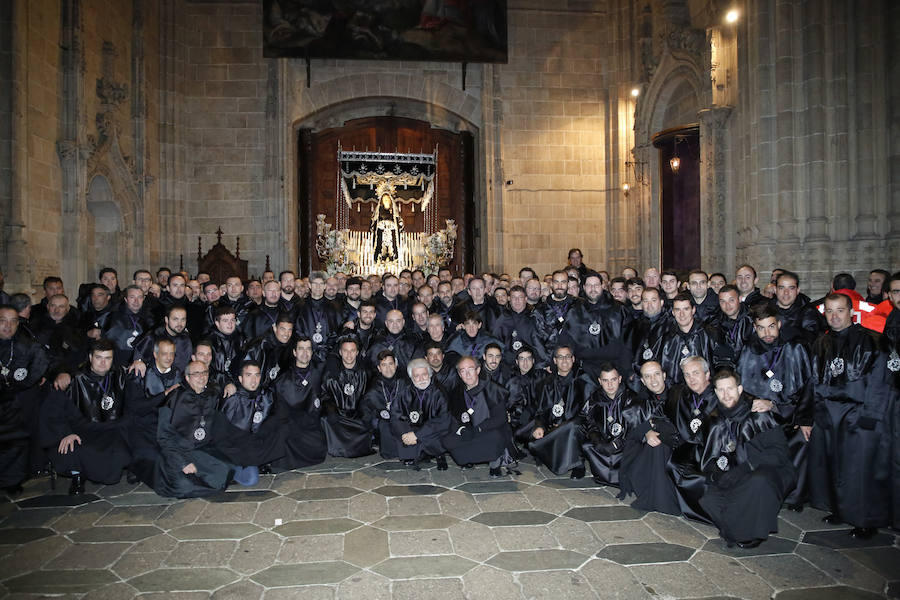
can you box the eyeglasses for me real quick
[516,356,534,362]
[554,354,574,361]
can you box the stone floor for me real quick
[1,455,897,599]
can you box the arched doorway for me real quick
[86,175,124,277]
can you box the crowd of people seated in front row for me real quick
[0,252,897,550]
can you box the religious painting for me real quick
[263,0,508,63]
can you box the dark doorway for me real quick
[653,125,701,272]
[298,116,474,276]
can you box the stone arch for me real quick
[86,174,123,275]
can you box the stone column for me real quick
[6,0,31,294]
[698,105,732,274]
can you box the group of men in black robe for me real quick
[0,260,897,550]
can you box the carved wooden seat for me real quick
[197,227,248,283]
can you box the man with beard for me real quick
[770,271,824,346]
[492,285,549,369]
[270,336,327,469]
[528,346,594,478]
[338,276,363,325]
[124,338,182,485]
[443,356,514,476]
[0,305,50,494]
[220,276,254,328]
[31,277,73,323]
[81,285,115,340]
[296,271,341,363]
[533,271,578,360]
[808,293,896,538]
[700,370,796,548]
[32,294,89,390]
[687,270,720,323]
[375,275,408,327]
[713,285,755,363]
[618,361,681,515]
[219,361,275,484]
[626,287,669,376]
[735,264,767,309]
[581,363,645,487]
[103,285,153,368]
[42,339,131,495]
[240,314,295,390]
[623,277,645,323]
[865,269,890,304]
[423,341,459,391]
[341,301,379,364]
[506,345,545,445]
[445,312,503,360]
[524,278,543,307]
[243,280,284,341]
[479,343,511,386]
[664,355,721,523]
[657,293,727,384]
[560,272,628,372]
[131,305,193,374]
[736,303,813,511]
[884,274,900,345]
[434,281,455,324]
[154,360,282,498]
[320,336,373,458]
[207,306,244,386]
[608,278,628,305]
[451,277,499,330]
[367,310,416,371]
[363,350,409,460]
[278,270,301,318]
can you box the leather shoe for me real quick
[786,503,804,513]
[436,455,448,471]
[489,466,502,478]
[258,464,273,475]
[849,527,877,539]
[126,472,139,484]
[822,514,843,525]
[3,484,24,497]
[570,466,585,479]
[737,538,764,549]
[461,463,474,470]
[69,474,85,496]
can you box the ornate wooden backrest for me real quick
[197,227,248,283]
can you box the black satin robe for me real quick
[124,364,182,485]
[736,335,814,505]
[320,362,373,457]
[450,297,500,331]
[507,369,546,441]
[270,364,327,469]
[132,326,193,373]
[295,296,341,363]
[41,368,131,484]
[444,330,504,362]
[528,370,594,475]
[560,295,628,369]
[362,373,410,459]
[581,386,646,486]
[220,388,274,434]
[657,321,728,384]
[699,396,796,544]
[442,380,511,465]
[691,291,720,324]
[771,299,826,347]
[389,382,450,462]
[533,295,578,358]
[31,313,87,379]
[491,307,550,368]
[624,311,669,372]
[103,305,154,367]
[710,308,755,365]
[208,328,245,383]
[808,325,896,528]
[366,331,417,371]
[240,331,295,390]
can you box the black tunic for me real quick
[533,295,578,357]
[124,364,182,485]
[442,380,511,465]
[507,369,546,442]
[132,325,193,373]
[444,330,504,362]
[771,299,826,347]
[581,386,646,486]
[450,297,500,331]
[270,364,327,469]
[808,325,896,528]
[220,388,274,434]
[102,305,153,367]
[294,297,341,363]
[560,295,630,373]
[699,396,796,544]
[656,321,728,384]
[710,308,755,366]
[240,330,295,390]
[389,382,450,462]
[30,313,87,379]
[528,370,594,475]
[491,306,550,368]
[366,331,417,371]
[208,329,245,383]
[362,373,410,459]
[242,304,281,341]
[319,362,373,458]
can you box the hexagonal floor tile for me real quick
[288,486,363,501]
[371,555,477,579]
[274,518,361,536]
[250,561,360,586]
[596,542,695,565]
[371,485,448,497]
[486,549,590,571]
[563,506,645,522]
[470,511,556,527]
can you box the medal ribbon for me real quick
[0,340,14,371]
[381,380,399,407]
[463,389,477,411]
[762,344,785,378]
[98,373,111,397]
[690,392,704,415]
[414,387,427,413]
[550,298,571,322]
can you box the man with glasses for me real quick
[687,270,720,323]
[528,346,594,478]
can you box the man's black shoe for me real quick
[258,464,273,475]
[126,472,139,484]
[570,466,585,479]
[489,466,502,478]
[461,463,474,470]
[69,474,85,496]
[849,527,877,539]
[436,456,448,471]
[4,484,24,497]
[786,503,804,513]
[822,514,843,525]
[737,538,764,549]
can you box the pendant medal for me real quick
[343,383,355,396]
[0,367,8,377]
[681,347,690,356]
[13,368,27,381]
[607,415,614,422]
[589,322,601,336]
[716,455,729,471]
[132,330,139,338]
[380,409,390,420]
[769,378,783,393]
[831,357,844,376]
[409,410,420,424]
[689,418,702,433]
[313,398,321,409]
[268,365,280,380]
[126,336,136,348]
[692,408,700,416]
[301,379,308,386]
[551,403,565,418]
[642,348,653,360]
[610,422,623,436]
[253,411,264,424]
[312,332,324,344]
[765,369,774,379]
[193,427,206,441]
[461,412,470,423]
[512,340,522,351]
[888,351,900,373]
[100,395,114,410]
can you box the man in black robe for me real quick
[423,341,459,391]
[735,264,768,309]
[362,350,409,460]
[528,345,594,478]
[656,293,728,385]
[700,369,796,548]
[491,285,549,369]
[770,271,824,346]
[560,272,628,372]
[341,300,380,365]
[883,274,900,346]
[581,363,645,487]
[687,270,720,323]
[103,285,153,368]
[41,339,132,495]
[625,287,669,377]
[367,309,417,371]
[445,311,503,361]
[387,358,450,469]
[31,294,87,390]
[240,314,296,390]
[506,345,545,446]
[124,338,182,486]
[618,361,680,515]
[375,275,408,328]
[320,336,373,458]
[808,293,897,538]
[736,303,814,510]
[270,336,327,469]
[451,276,499,330]
[207,305,244,384]
[712,285,755,364]
[534,270,578,359]
[242,280,283,341]
[295,271,341,363]
[131,305,193,374]
[479,343,511,386]
[0,305,50,494]
[220,276,254,330]
[442,356,514,476]
[219,361,275,484]
[406,302,430,345]
[80,285,115,340]
[664,355,720,523]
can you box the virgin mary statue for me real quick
[370,181,404,263]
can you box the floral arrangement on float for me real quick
[315,214,357,275]
[423,219,458,275]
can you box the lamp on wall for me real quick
[669,135,687,174]
[623,160,647,197]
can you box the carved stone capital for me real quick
[56,140,80,161]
